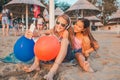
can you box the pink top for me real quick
[33,5,40,18]
[74,37,82,49]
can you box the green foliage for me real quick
[101,0,118,24]
[55,1,70,11]
[88,0,118,25]
[0,0,11,12]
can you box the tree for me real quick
[55,1,70,11]
[0,0,11,12]
[88,0,118,25]
[40,0,70,12]
[89,0,118,25]
[100,0,118,24]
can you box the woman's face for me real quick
[74,20,84,33]
[55,17,68,32]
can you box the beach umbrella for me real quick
[95,22,103,26]
[94,22,103,31]
[65,0,100,19]
[108,21,120,25]
[109,9,120,23]
[55,7,64,16]
[85,16,101,22]
[85,16,101,30]
[108,9,120,35]
[5,0,46,29]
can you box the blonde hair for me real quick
[54,14,74,48]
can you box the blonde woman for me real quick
[24,14,74,80]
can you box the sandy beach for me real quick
[0,29,120,80]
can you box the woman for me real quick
[1,6,10,36]
[24,14,74,80]
[73,18,99,72]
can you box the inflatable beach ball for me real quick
[14,36,35,62]
[34,35,60,61]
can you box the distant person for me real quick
[33,5,41,19]
[19,22,25,33]
[12,19,19,36]
[43,9,49,29]
[36,14,44,31]
[1,6,11,36]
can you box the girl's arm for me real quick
[85,41,99,57]
[44,30,69,79]
[25,29,52,39]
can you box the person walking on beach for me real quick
[73,18,99,72]
[43,8,49,29]
[24,14,74,80]
[1,6,11,36]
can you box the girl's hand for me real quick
[44,71,54,80]
[25,30,33,39]
[84,50,89,57]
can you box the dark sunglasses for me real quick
[56,21,67,28]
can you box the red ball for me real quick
[34,35,60,61]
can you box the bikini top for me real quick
[73,37,82,50]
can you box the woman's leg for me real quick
[23,56,40,72]
[75,53,94,72]
[6,24,9,36]
[2,24,5,36]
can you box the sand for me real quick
[0,29,120,80]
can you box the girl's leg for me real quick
[75,53,94,72]
[2,24,5,37]
[23,56,40,72]
[6,24,9,36]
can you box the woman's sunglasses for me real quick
[56,21,67,28]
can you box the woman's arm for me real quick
[44,30,69,80]
[85,41,99,57]
[25,29,52,39]
[50,30,69,73]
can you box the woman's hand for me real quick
[25,30,33,39]
[84,50,89,57]
[44,71,54,80]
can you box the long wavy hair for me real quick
[78,18,97,51]
[53,14,74,49]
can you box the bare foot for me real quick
[44,71,54,80]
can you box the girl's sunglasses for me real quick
[56,21,67,28]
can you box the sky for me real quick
[58,0,77,5]
[58,0,120,7]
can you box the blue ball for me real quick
[14,36,35,62]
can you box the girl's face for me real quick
[74,20,84,33]
[55,17,68,32]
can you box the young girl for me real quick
[37,14,44,30]
[73,18,99,72]
[24,14,74,80]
